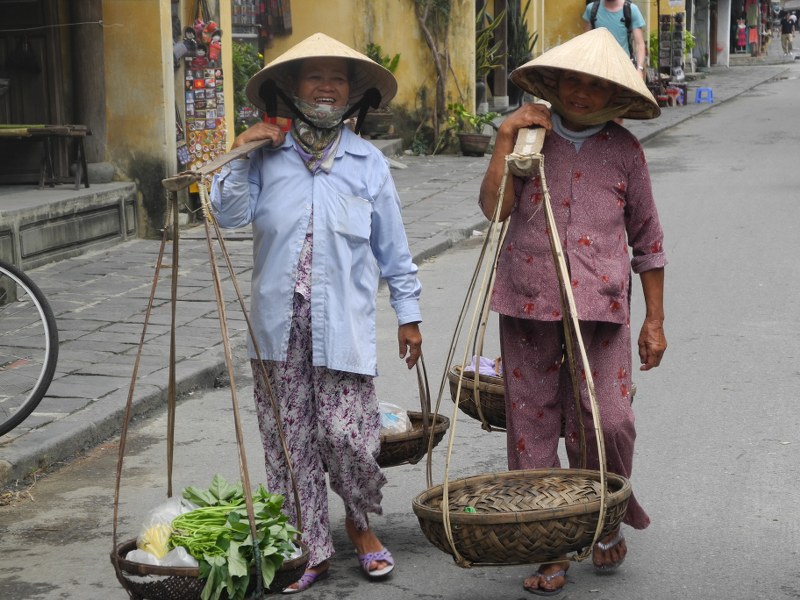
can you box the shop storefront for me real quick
[172,1,229,179]
[730,0,773,57]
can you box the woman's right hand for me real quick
[479,102,552,222]
[494,102,553,155]
[231,121,286,149]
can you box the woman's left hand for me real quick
[398,322,422,369]
[637,319,666,371]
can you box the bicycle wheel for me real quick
[0,260,59,436]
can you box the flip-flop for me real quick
[525,569,567,597]
[593,529,626,574]
[357,547,395,579]
[281,568,329,594]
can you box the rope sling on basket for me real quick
[412,127,632,567]
[110,140,311,599]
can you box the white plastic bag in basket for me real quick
[379,402,412,434]
[125,546,199,568]
[137,496,197,559]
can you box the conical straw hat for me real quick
[510,28,660,120]
[245,32,398,118]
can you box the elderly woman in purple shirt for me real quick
[210,34,421,593]
[479,29,666,596]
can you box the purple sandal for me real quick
[357,548,395,579]
[281,568,329,594]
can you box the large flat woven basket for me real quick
[111,538,309,600]
[412,468,631,565]
[378,410,450,468]
[447,364,506,429]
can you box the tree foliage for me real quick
[231,41,264,135]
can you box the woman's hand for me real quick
[479,102,553,222]
[495,102,553,152]
[231,121,286,149]
[638,268,666,371]
[398,322,422,369]
[638,318,666,370]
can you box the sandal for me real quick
[357,548,395,579]
[593,528,626,574]
[524,568,567,597]
[281,567,329,594]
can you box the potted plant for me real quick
[447,102,500,157]
[475,4,506,111]
[506,0,538,106]
[361,43,400,138]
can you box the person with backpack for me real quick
[584,0,647,79]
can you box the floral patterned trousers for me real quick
[251,293,386,567]
[499,316,650,530]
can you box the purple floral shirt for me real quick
[490,122,666,325]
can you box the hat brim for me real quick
[245,32,398,118]
[510,28,660,121]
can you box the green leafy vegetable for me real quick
[169,474,300,600]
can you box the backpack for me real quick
[589,0,635,60]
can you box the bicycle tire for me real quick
[0,260,59,436]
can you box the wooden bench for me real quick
[0,124,91,190]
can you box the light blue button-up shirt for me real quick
[210,128,421,377]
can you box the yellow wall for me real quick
[256,0,475,120]
[103,0,171,173]
[102,0,233,235]
[540,0,589,50]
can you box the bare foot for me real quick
[592,528,627,571]
[523,558,569,594]
[345,517,391,573]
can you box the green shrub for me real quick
[231,41,264,135]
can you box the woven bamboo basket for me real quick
[412,469,631,565]
[111,538,309,600]
[378,411,450,468]
[447,364,506,429]
[378,358,450,468]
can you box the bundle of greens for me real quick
[168,474,299,600]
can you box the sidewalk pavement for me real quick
[0,61,793,488]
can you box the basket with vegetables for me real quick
[111,475,308,600]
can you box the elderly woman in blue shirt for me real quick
[210,33,421,593]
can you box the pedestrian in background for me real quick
[210,32,422,593]
[479,28,666,597]
[583,0,648,79]
[780,11,795,56]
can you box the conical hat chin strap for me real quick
[259,78,382,134]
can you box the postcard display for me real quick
[182,33,226,172]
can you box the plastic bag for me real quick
[379,402,412,434]
[126,546,199,568]
[282,542,304,561]
[137,497,196,559]
[160,546,199,567]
